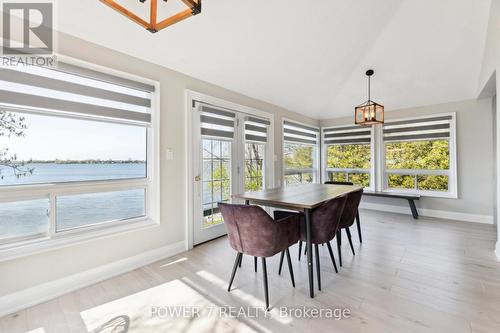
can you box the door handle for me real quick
[194,175,201,182]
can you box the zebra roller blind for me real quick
[245,116,270,143]
[283,120,319,145]
[383,115,453,142]
[323,125,371,145]
[200,104,236,139]
[0,61,155,124]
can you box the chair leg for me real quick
[228,253,242,292]
[254,256,257,273]
[285,248,295,287]
[346,228,355,255]
[278,250,285,275]
[314,244,321,291]
[239,254,242,268]
[337,230,342,267]
[298,241,303,261]
[261,258,269,310]
[326,242,338,273]
[356,210,362,243]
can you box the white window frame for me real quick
[321,125,375,191]
[381,112,457,198]
[282,118,320,186]
[0,54,161,261]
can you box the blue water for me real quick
[0,163,146,240]
[0,163,146,186]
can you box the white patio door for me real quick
[192,102,270,245]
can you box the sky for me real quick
[0,112,147,161]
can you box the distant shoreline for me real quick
[12,160,146,164]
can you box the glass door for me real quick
[192,103,270,245]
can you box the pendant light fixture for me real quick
[355,69,384,125]
[100,0,201,33]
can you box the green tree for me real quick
[327,144,370,187]
[244,143,264,192]
[284,143,314,185]
[385,140,449,190]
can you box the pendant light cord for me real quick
[368,75,371,102]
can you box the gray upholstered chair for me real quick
[325,181,363,243]
[335,188,364,266]
[274,195,347,291]
[218,202,299,310]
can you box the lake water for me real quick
[0,163,146,241]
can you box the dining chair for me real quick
[324,181,363,243]
[274,196,347,291]
[334,188,364,266]
[218,202,299,310]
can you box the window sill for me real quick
[383,188,458,199]
[0,217,160,263]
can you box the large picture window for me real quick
[383,114,456,196]
[283,120,319,186]
[320,113,456,198]
[322,125,372,187]
[0,59,158,249]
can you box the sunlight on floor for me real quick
[159,257,188,268]
[79,279,259,333]
[25,329,45,333]
[195,270,293,325]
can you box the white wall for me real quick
[320,99,495,223]
[0,31,318,298]
[478,0,500,259]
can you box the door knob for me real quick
[195,175,201,182]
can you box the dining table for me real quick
[233,183,363,298]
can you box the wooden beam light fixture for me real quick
[355,69,384,126]
[100,0,201,33]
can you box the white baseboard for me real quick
[0,240,186,317]
[360,202,494,224]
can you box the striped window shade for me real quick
[323,125,372,145]
[283,120,319,145]
[383,115,453,142]
[200,105,236,139]
[245,116,270,143]
[0,61,155,124]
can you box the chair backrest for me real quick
[218,203,295,257]
[325,181,354,186]
[338,189,363,229]
[309,195,347,244]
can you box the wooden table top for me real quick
[233,183,363,210]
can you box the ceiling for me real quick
[56,0,491,119]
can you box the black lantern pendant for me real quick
[355,69,384,126]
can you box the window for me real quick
[0,59,158,249]
[383,114,456,197]
[0,199,49,243]
[323,125,373,188]
[283,120,319,186]
[244,116,269,192]
[202,138,232,227]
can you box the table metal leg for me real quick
[305,208,314,298]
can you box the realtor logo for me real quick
[2,2,53,55]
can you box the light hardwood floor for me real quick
[1,210,499,333]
